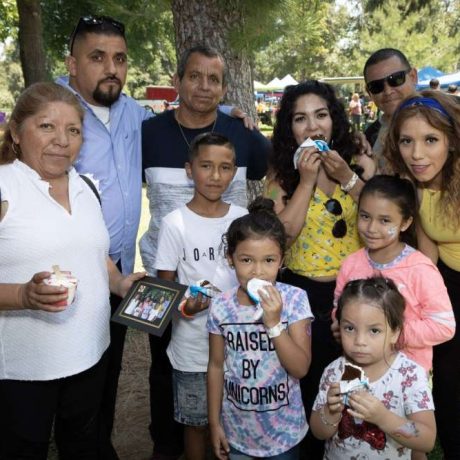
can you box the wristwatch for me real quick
[266,321,286,339]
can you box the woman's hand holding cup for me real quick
[19,271,70,312]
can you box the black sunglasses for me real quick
[366,69,411,95]
[324,199,347,238]
[69,15,125,54]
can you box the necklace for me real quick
[175,112,217,148]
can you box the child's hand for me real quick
[331,319,341,343]
[326,382,344,416]
[183,293,211,316]
[259,285,282,328]
[348,390,387,425]
[210,423,230,460]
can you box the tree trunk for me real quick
[16,0,47,87]
[171,0,263,201]
[171,0,256,118]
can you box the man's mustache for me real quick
[98,77,121,86]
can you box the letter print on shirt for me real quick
[221,321,290,412]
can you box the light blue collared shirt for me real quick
[56,76,235,274]
[57,76,151,274]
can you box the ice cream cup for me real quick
[43,271,78,307]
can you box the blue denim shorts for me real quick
[172,369,208,426]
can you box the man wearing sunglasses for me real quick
[363,48,418,171]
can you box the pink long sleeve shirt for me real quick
[334,246,455,371]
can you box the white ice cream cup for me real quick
[43,271,78,307]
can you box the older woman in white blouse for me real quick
[0,82,143,458]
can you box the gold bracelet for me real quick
[319,405,342,427]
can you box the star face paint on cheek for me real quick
[387,226,398,237]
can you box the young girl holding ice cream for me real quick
[207,198,313,460]
[311,277,435,459]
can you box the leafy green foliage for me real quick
[2,0,460,99]
[351,0,460,74]
[253,0,346,81]
[0,0,18,42]
[221,0,285,53]
[252,0,460,82]
[0,41,23,111]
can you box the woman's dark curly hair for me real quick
[270,80,360,199]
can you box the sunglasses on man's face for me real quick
[366,69,411,95]
[69,15,125,55]
[324,198,347,238]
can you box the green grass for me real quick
[428,440,443,459]
[259,123,273,137]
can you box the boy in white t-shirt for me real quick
[154,132,247,460]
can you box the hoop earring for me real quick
[11,142,20,157]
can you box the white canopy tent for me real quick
[279,74,298,87]
[254,75,299,92]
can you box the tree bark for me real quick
[16,0,47,87]
[171,0,256,118]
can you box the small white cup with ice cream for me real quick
[43,265,78,307]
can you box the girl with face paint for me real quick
[331,175,455,374]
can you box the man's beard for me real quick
[93,78,122,107]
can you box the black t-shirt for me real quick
[142,109,270,180]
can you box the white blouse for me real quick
[0,160,111,380]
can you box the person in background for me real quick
[0,82,143,459]
[429,78,440,91]
[348,93,362,132]
[447,84,458,96]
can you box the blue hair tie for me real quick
[397,96,452,123]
